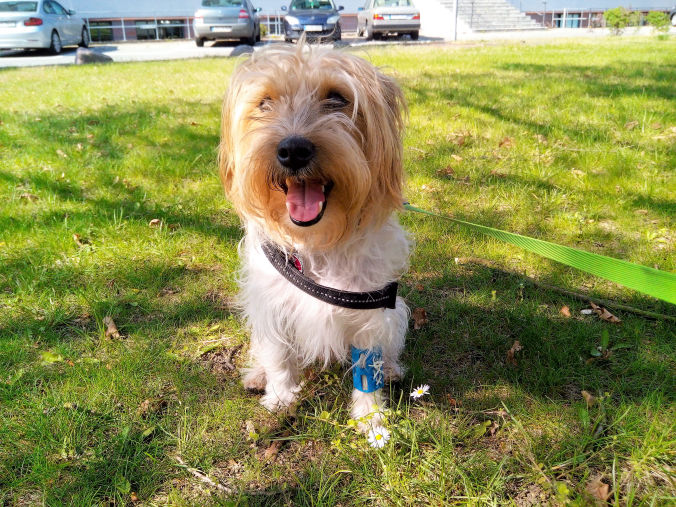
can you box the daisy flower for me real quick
[366,427,390,448]
[410,384,430,399]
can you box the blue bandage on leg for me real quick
[351,346,384,393]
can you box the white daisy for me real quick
[410,384,430,399]
[366,427,390,448]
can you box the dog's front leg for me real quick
[245,332,300,413]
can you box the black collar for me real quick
[261,243,398,310]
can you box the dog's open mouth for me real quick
[284,179,333,227]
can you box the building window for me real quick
[553,12,581,28]
[158,19,185,39]
[89,21,113,41]
[135,20,157,40]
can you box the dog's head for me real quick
[220,43,405,251]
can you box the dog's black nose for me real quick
[277,136,316,171]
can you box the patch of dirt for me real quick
[510,482,551,506]
[200,344,243,378]
[204,289,234,311]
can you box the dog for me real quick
[219,42,410,430]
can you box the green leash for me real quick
[403,203,676,306]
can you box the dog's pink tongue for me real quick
[286,181,324,223]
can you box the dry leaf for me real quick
[437,166,455,178]
[149,219,161,228]
[571,168,585,176]
[56,149,68,158]
[415,283,424,291]
[624,120,638,130]
[586,476,611,502]
[650,122,662,130]
[590,302,621,323]
[450,154,463,162]
[581,390,597,407]
[137,398,168,418]
[130,492,139,502]
[506,340,522,366]
[534,134,547,144]
[559,306,571,318]
[103,316,121,339]
[264,440,282,462]
[412,308,428,330]
[73,233,84,247]
[634,209,648,215]
[19,193,39,202]
[190,121,200,126]
[499,136,514,148]
[445,394,462,409]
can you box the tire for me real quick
[365,22,373,40]
[255,26,261,42]
[410,30,419,40]
[48,31,62,55]
[333,24,341,41]
[241,34,255,45]
[195,37,205,47]
[79,27,90,47]
[671,14,676,26]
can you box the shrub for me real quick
[604,7,631,34]
[260,23,268,38]
[645,11,670,33]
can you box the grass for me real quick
[0,37,674,505]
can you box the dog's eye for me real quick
[325,91,348,110]
[258,96,273,112]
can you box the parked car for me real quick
[670,7,676,26]
[282,0,343,43]
[357,0,420,40]
[0,0,89,54]
[194,0,261,47]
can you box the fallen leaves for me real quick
[559,306,571,318]
[19,193,39,202]
[590,302,621,323]
[149,218,162,228]
[586,476,611,502]
[412,308,428,330]
[624,120,639,130]
[498,136,514,148]
[581,390,597,407]
[506,340,523,366]
[103,316,122,339]
[56,149,68,158]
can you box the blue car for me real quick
[282,0,343,43]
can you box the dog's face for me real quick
[220,44,405,251]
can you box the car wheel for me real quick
[410,30,419,40]
[241,34,255,45]
[365,22,373,40]
[671,13,676,26]
[79,27,90,47]
[284,37,292,43]
[195,37,205,47]
[334,24,341,41]
[256,26,261,42]
[48,31,62,55]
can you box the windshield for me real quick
[289,0,335,11]
[201,0,242,7]
[374,0,411,5]
[0,1,38,11]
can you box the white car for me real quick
[0,0,89,54]
[357,0,420,40]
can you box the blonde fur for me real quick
[220,43,410,429]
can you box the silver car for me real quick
[357,0,420,40]
[0,0,89,54]
[194,0,261,47]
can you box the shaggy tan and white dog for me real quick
[219,43,410,429]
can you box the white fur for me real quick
[239,217,410,425]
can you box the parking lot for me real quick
[0,34,435,68]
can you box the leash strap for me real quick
[261,243,398,310]
[351,346,385,393]
[404,203,676,305]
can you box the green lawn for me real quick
[1,37,674,505]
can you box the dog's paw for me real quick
[260,385,300,413]
[242,366,267,392]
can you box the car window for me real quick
[51,1,67,14]
[290,0,335,11]
[0,1,38,11]
[375,0,411,6]
[43,1,55,14]
[202,0,242,6]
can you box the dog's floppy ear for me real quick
[366,69,406,216]
[219,88,236,196]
